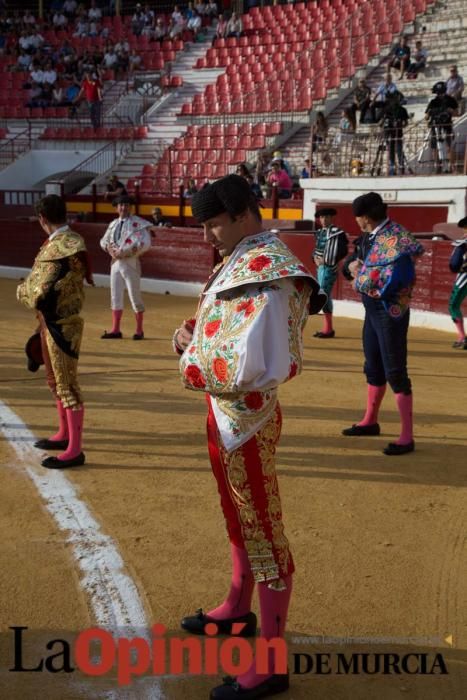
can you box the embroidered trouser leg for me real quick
[206,396,294,585]
[39,316,83,409]
[317,265,337,314]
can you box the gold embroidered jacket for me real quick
[17,229,87,358]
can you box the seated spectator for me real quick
[142,4,155,26]
[184,178,198,197]
[63,0,78,19]
[406,40,428,79]
[215,13,227,40]
[51,82,65,106]
[105,175,127,201]
[446,65,464,103]
[53,11,68,28]
[312,111,329,151]
[334,107,357,146]
[168,18,183,39]
[23,11,36,28]
[187,10,202,36]
[226,12,242,38]
[128,48,142,73]
[30,62,45,86]
[42,62,57,86]
[388,35,411,79]
[195,2,206,17]
[15,49,32,71]
[267,160,292,198]
[154,17,167,42]
[207,0,218,18]
[29,29,44,52]
[172,4,184,24]
[88,1,102,22]
[115,39,130,54]
[352,78,372,124]
[301,158,311,179]
[103,47,118,70]
[152,207,172,227]
[186,2,195,20]
[371,73,398,122]
[26,81,46,108]
[19,30,33,54]
[132,6,145,36]
[73,17,89,37]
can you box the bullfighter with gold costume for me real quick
[173,175,325,700]
[17,194,91,469]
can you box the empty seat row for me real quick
[40,126,148,140]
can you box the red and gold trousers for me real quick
[206,395,294,585]
[39,313,83,409]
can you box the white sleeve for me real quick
[100,224,113,252]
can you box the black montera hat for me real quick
[315,207,337,218]
[25,332,43,373]
[458,216,467,228]
[352,192,386,217]
[191,174,252,223]
[113,194,134,205]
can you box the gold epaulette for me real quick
[37,230,87,262]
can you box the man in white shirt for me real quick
[88,1,102,21]
[63,0,78,17]
[53,12,68,28]
[103,48,118,69]
[42,63,57,85]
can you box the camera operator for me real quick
[425,81,458,173]
[379,90,409,175]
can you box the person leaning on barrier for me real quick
[425,81,458,173]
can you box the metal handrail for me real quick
[0,127,32,170]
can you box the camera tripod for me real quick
[370,131,413,176]
[417,124,450,172]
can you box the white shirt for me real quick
[88,7,102,20]
[43,69,57,84]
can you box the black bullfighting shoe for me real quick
[34,438,69,450]
[383,441,415,456]
[101,331,122,339]
[210,673,289,699]
[41,452,86,469]
[180,609,257,637]
[132,333,144,340]
[313,330,335,338]
[342,423,381,436]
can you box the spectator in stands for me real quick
[105,175,128,201]
[352,78,372,124]
[142,4,155,27]
[371,72,398,122]
[334,107,356,146]
[131,5,145,36]
[128,48,142,74]
[187,10,202,37]
[152,207,172,227]
[75,71,103,129]
[88,0,102,22]
[226,11,243,38]
[168,17,184,39]
[15,48,32,71]
[103,47,118,70]
[186,2,195,20]
[30,61,45,86]
[195,1,207,16]
[406,40,428,79]
[154,17,167,42]
[53,10,68,28]
[312,111,329,151]
[446,65,464,108]
[207,0,218,18]
[184,178,198,197]
[380,90,409,176]
[64,79,80,113]
[172,4,184,24]
[73,16,89,37]
[267,160,292,198]
[29,28,44,51]
[19,29,33,54]
[214,13,227,41]
[301,158,311,178]
[51,82,65,106]
[22,10,36,28]
[63,0,78,19]
[26,82,45,108]
[388,35,411,80]
[425,81,458,173]
[115,38,130,54]
[43,62,58,86]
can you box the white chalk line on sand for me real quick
[0,400,164,699]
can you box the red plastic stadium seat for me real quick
[140,178,154,192]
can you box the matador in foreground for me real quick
[173,175,325,700]
[17,194,92,468]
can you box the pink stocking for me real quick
[323,312,333,334]
[135,311,144,335]
[49,400,69,442]
[357,384,386,426]
[394,392,413,445]
[454,318,465,342]
[207,544,255,620]
[237,575,293,689]
[58,406,84,461]
[111,309,123,333]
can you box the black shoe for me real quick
[41,452,85,469]
[181,609,257,637]
[383,441,415,456]
[342,423,380,436]
[101,331,122,339]
[452,340,465,348]
[210,673,289,699]
[313,330,335,338]
[133,332,144,340]
[34,438,69,450]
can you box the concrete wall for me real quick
[0,149,97,190]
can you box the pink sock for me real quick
[357,384,386,426]
[135,311,144,335]
[237,575,292,689]
[207,544,254,620]
[394,392,413,445]
[323,312,333,334]
[58,406,84,461]
[454,318,465,342]
[111,309,123,333]
[49,400,69,442]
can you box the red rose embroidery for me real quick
[184,365,206,388]
[288,362,298,378]
[279,269,288,276]
[369,270,380,281]
[247,255,272,272]
[204,320,221,337]
[236,299,256,316]
[212,357,228,382]
[125,238,132,244]
[244,392,263,410]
